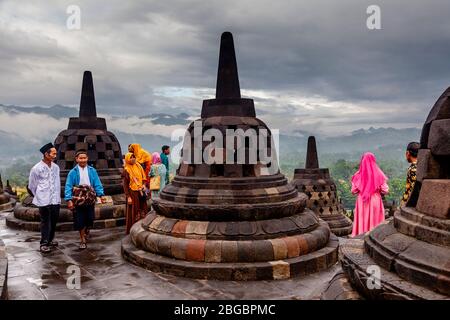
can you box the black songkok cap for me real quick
[40,143,54,154]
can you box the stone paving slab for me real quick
[0,211,342,300]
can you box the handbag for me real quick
[72,185,97,207]
[150,166,161,191]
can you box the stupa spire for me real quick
[215,32,241,99]
[79,71,97,118]
[305,136,319,169]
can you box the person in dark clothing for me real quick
[400,142,420,206]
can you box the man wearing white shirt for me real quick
[28,143,61,253]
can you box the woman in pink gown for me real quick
[351,152,389,237]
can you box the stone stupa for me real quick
[7,71,126,231]
[340,87,450,299]
[121,32,338,280]
[0,175,15,212]
[292,136,353,237]
[4,180,18,200]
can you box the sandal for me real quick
[40,245,51,253]
[79,242,87,250]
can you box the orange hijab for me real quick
[129,143,152,164]
[124,153,146,191]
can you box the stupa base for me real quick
[320,214,353,237]
[340,233,449,300]
[6,202,126,232]
[321,270,363,300]
[122,236,338,280]
[0,199,15,212]
[121,212,339,281]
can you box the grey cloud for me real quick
[1,0,449,134]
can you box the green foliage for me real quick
[384,177,405,205]
[1,161,33,188]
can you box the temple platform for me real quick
[0,211,342,300]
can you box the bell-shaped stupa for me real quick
[7,71,126,231]
[0,175,15,212]
[121,32,338,280]
[292,136,353,236]
[3,180,18,200]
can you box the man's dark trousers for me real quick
[39,204,60,245]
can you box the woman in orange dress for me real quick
[122,153,148,234]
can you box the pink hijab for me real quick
[351,152,388,202]
[152,152,161,164]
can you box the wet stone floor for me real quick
[0,211,341,300]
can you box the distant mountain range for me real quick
[0,104,192,125]
[281,127,422,160]
[139,113,191,125]
[0,104,78,119]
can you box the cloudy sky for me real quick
[1,0,450,139]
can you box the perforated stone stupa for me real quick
[0,175,15,212]
[7,71,126,231]
[292,136,353,237]
[121,32,338,280]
